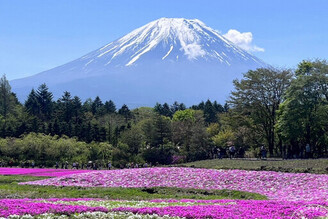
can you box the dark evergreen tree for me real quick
[161,103,172,117]
[25,89,39,116]
[118,104,131,122]
[72,96,83,124]
[92,123,100,142]
[171,101,180,114]
[91,96,104,116]
[31,117,39,133]
[16,121,27,137]
[52,119,60,136]
[154,103,163,114]
[99,126,107,142]
[212,101,224,113]
[58,91,73,123]
[0,75,15,120]
[204,100,217,124]
[224,103,229,112]
[85,122,93,143]
[179,103,186,111]
[104,100,116,114]
[36,84,53,121]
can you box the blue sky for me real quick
[1,0,327,80]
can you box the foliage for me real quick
[229,68,292,156]
[0,133,112,166]
[276,60,328,157]
[0,60,327,165]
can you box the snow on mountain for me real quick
[11,18,268,107]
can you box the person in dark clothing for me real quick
[229,145,236,159]
[260,145,267,159]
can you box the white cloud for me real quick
[223,29,264,52]
[180,42,206,59]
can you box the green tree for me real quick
[56,91,73,123]
[203,99,217,124]
[25,89,39,116]
[120,125,143,155]
[0,75,15,119]
[229,68,292,156]
[118,104,132,122]
[91,96,104,116]
[172,109,208,161]
[36,84,53,121]
[277,60,328,157]
[104,100,116,114]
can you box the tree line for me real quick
[0,59,327,167]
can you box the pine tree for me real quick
[25,89,39,116]
[72,96,82,124]
[154,103,163,114]
[0,75,14,119]
[91,96,103,116]
[161,103,172,117]
[212,101,224,113]
[118,104,131,122]
[104,100,116,114]
[58,91,73,123]
[204,100,217,124]
[36,84,53,121]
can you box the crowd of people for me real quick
[215,144,245,160]
[0,159,154,170]
[214,142,313,160]
[0,143,315,168]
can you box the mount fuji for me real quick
[11,18,267,107]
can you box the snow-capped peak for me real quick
[82,18,266,68]
[11,18,268,107]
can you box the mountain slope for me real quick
[11,18,267,107]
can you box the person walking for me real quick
[217,148,222,159]
[229,143,236,159]
[305,143,311,159]
[260,145,267,160]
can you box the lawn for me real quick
[0,175,266,200]
[178,158,328,174]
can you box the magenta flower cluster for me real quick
[0,199,108,218]
[112,200,328,219]
[22,167,328,201]
[0,167,93,177]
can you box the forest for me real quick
[0,60,327,167]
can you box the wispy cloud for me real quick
[223,29,264,52]
[180,42,206,59]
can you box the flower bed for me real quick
[21,167,328,201]
[1,198,326,219]
[112,200,328,219]
[0,199,107,218]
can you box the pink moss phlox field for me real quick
[35,198,103,202]
[21,167,328,201]
[149,199,236,204]
[112,200,328,219]
[0,199,108,217]
[0,167,94,177]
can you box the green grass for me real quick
[177,158,328,174]
[0,175,267,200]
